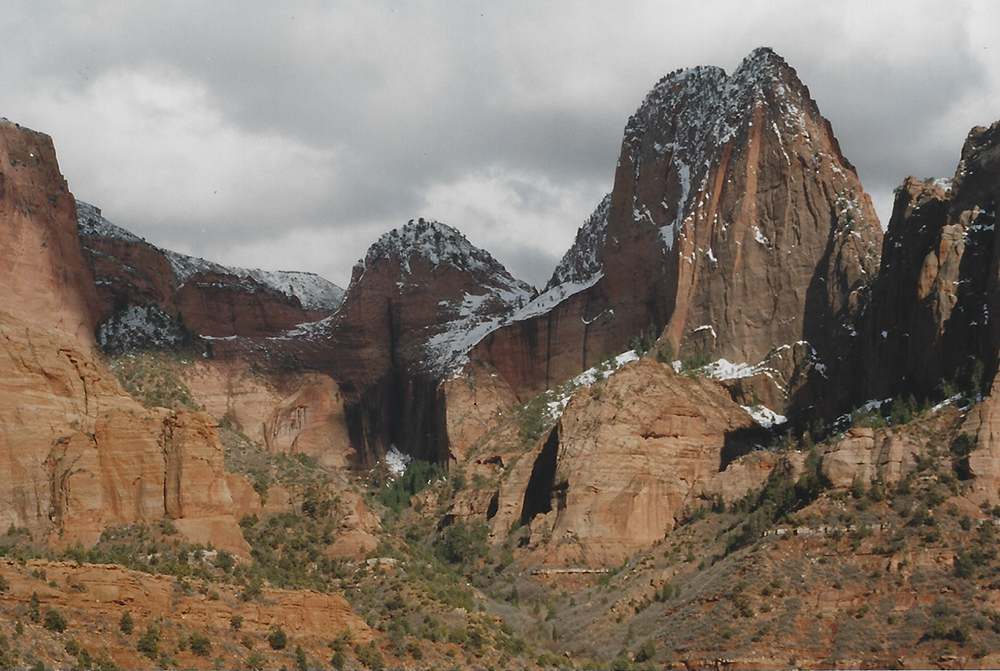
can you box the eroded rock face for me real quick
[179,358,284,445]
[77,201,342,348]
[290,219,534,465]
[264,373,356,470]
[819,428,922,488]
[0,120,100,347]
[441,359,520,465]
[0,312,255,554]
[966,376,1000,502]
[858,120,1000,404]
[492,358,764,565]
[473,48,881,406]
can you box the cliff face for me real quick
[0,120,100,347]
[858,120,1000,404]
[289,219,534,465]
[472,48,881,405]
[483,358,770,564]
[77,201,343,349]
[0,312,254,555]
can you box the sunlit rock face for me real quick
[472,48,882,410]
[0,119,101,347]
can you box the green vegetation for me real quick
[378,459,445,513]
[106,351,201,411]
[725,447,823,554]
[267,626,287,651]
[118,611,133,636]
[136,625,161,660]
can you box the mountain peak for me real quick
[361,218,529,291]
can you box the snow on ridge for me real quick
[541,350,640,425]
[545,193,611,291]
[165,251,344,312]
[625,48,821,248]
[76,200,144,243]
[75,199,344,312]
[360,218,529,295]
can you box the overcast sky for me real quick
[2,1,998,289]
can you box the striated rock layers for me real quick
[859,120,1000,404]
[488,358,769,564]
[0,311,255,554]
[77,201,343,349]
[289,219,533,466]
[0,119,100,347]
[472,48,882,405]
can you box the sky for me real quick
[2,1,998,289]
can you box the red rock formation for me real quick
[489,358,765,565]
[263,372,356,469]
[0,119,100,346]
[473,48,882,407]
[0,311,255,555]
[289,218,534,465]
[77,201,342,348]
[859,120,1000,405]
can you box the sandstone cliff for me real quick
[0,119,100,347]
[482,358,770,564]
[0,311,254,554]
[288,218,534,466]
[472,48,882,411]
[859,120,1000,405]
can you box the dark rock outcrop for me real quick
[858,120,1000,405]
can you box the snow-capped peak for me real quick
[359,218,524,287]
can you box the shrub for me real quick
[189,632,212,657]
[436,520,489,567]
[635,639,656,663]
[43,607,67,632]
[246,650,268,670]
[28,592,40,623]
[136,625,161,660]
[329,629,354,654]
[119,611,134,635]
[355,641,385,671]
[267,626,288,650]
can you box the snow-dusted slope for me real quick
[76,200,344,312]
[544,193,611,292]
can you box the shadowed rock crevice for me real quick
[720,425,773,472]
[520,428,560,526]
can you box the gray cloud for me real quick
[1,1,996,288]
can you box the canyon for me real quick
[1,46,1000,669]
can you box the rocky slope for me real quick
[77,200,344,349]
[0,119,100,347]
[471,48,882,411]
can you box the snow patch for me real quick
[385,445,411,477]
[741,404,787,429]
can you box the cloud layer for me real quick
[2,1,997,288]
